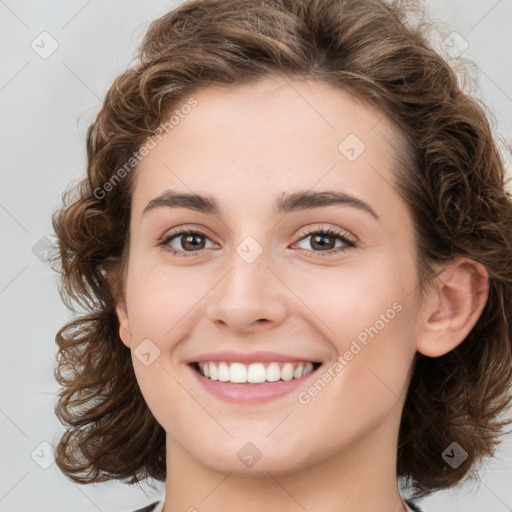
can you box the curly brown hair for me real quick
[52,0,512,498]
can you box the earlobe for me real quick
[106,267,132,348]
[416,257,489,357]
[115,302,132,348]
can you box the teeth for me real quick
[266,362,281,382]
[281,363,295,381]
[230,362,247,383]
[247,362,266,383]
[293,364,304,379]
[218,362,230,382]
[196,361,316,383]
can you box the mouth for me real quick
[190,360,322,385]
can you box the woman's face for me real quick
[116,76,423,475]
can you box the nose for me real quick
[205,249,288,333]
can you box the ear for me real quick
[416,257,489,357]
[106,268,132,349]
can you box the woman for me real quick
[52,0,512,511]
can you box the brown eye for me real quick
[309,233,337,251]
[180,233,206,251]
[293,227,356,257]
[159,229,215,257]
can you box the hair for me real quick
[52,0,512,499]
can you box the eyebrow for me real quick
[142,189,380,220]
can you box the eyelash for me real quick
[158,226,357,258]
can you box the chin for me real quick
[184,432,316,476]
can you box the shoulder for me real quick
[406,500,424,512]
[129,501,162,512]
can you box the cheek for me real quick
[289,256,418,405]
[123,261,195,422]
[292,300,416,450]
[125,260,207,338]
[285,255,415,347]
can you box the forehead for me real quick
[132,76,407,220]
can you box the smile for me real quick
[194,361,321,384]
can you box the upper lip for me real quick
[186,351,322,365]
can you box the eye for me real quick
[158,228,216,257]
[158,226,357,258]
[292,227,356,256]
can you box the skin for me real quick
[112,76,488,512]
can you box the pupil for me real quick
[183,234,204,250]
[312,234,334,250]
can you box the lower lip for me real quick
[187,363,321,403]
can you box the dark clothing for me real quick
[130,502,161,512]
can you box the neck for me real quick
[161,410,408,512]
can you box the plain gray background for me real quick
[1,1,511,511]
